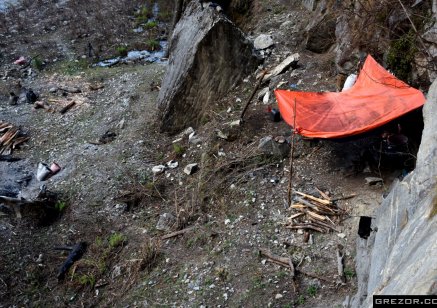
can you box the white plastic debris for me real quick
[342,74,357,91]
[152,165,166,175]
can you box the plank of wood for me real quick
[294,191,332,205]
[307,210,326,221]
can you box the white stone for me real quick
[254,34,274,50]
[337,233,346,239]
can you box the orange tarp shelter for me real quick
[275,55,426,138]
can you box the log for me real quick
[162,226,195,240]
[59,101,76,114]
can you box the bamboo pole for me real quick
[287,98,297,206]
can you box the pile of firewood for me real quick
[0,121,30,155]
[286,191,348,233]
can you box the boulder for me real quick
[352,78,437,307]
[157,1,259,134]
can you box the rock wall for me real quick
[352,78,437,307]
[157,1,259,134]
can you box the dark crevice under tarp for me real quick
[275,55,426,138]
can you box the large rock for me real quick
[158,1,259,134]
[306,13,336,53]
[352,79,437,307]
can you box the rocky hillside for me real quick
[0,0,435,307]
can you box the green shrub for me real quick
[32,56,44,71]
[55,200,67,212]
[116,45,128,57]
[146,39,160,51]
[109,232,126,248]
[387,31,417,82]
[144,20,157,29]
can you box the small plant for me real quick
[157,11,172,22]
[307,284,318,297]
[116,45,128,57]
[146,39,160,51]
[138,238,161,271]
[78,274,96,288]
[32,56,44,71]
[135,6,151,25]
[344,268,356,279]
[55,200,67,212]
[387,31,417,82]
[297,294,305,305]
[173,143,185,156]
[109,232,126,248]
[144,20,157,29]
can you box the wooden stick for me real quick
[331,194,357,202]
[288,212,305,220]
[259,248,295,277]
[287,98,297,206]
[287,224,326,233]
[297,269,332,283]
[294,196,318,210]
[337,245,345,283]
[59,101,76,114]
[240,70,267,122]
[315,187,331,201]
[308,218,339,232]
[294,191,332,205]
[307,210,326,221]
[161,226,195,240]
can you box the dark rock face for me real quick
[352,78,437,307]
[305,13,336,53]
[157,1,259,134]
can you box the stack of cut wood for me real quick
[0,121,30,155]
[286,191,346,233]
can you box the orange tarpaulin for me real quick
[275,55,426,138]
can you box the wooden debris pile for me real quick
[0,121,30,155]
[286,190,348,233]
